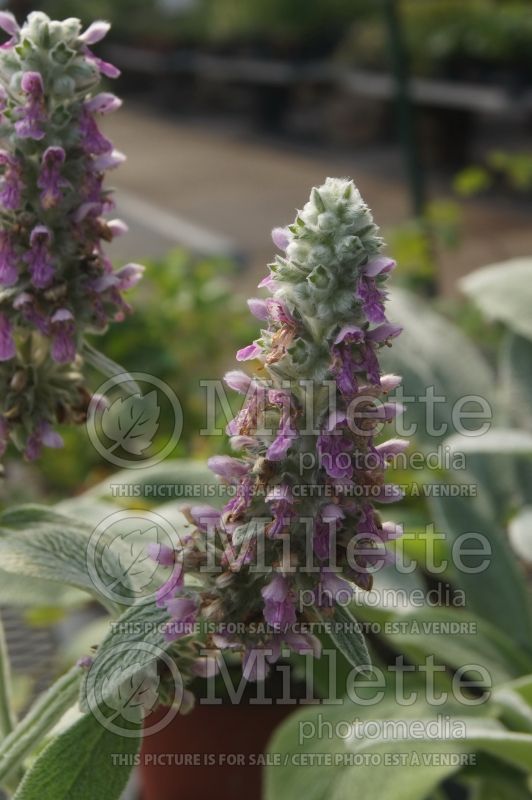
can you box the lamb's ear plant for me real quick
[0,156,406,792]
[0,10,142,463]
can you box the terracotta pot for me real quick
[140,703,293,800]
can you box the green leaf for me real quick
[508,508,532,564]
[460,257,532,341]
[80,602,171,713]
[0,569,85,608]
[12,711,140,800]
[446,430,532,455]
[381,290,494,445]
[84,459,220,506]
[266,697,532,800]
[430,491,532,652]
[383,607,532,683]
[0,505,129,612]
[0,667,81,786]
[316,605,371,674]
[498,333,532,432]
[331,723,532,800]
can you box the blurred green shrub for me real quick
[455,151,532,197]
[337,0,532,79]
[387,200,462,294]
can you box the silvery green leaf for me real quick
[446,430,532,455]
[12,710,140,800]
[80,603,172,713]
[460,257,532,340]
[316,605,371,674]
[508,508,532,564]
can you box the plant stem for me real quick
[0,613,16,743]
[0,665,81,789]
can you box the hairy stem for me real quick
[0,665,81,789]
[0,613,16,743]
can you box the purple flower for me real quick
[15,72,46,140]
[164,596,198,641]
[0,12,19,48]
[86,54,121,80]
[80,21,120,79]
[236,342,262,362]
[267,298,294,326]
[0,151,22,210]
[367,402,404,422]
[24,420,64,461]
[208,455,249,481]
[381,521,403,540]
[266,484,294,537]
[224,370,253,395]
[356,275,386,323]
[0,231,17,286]
[364,256,396,277]
[373,484,404,503]
[93,149,126,172]
[78,109,113,155]
[380,374,402,393]
[114,263,144,291]
[155,570,184,608]
[314,503,344,560]
[271,227,291,251]
[13,292,48,333]
[367,323,402,343]
[84,92,122,115]
[266,405,296,461]
[25,226,54,289]
[332,325,364,397]
[375,438,409,460]
[107,219,128,237]
[50,309,76,363]
[190,505,222,532]
[247,298,269,320]
[317,412,354,480]
[257,272,278,292]
[0,314,15,360]
[317,570,354,607]
[79,20,111,45]
[38,147,67,209]
[261,574,297,628]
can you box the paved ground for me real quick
[102,105,532,295]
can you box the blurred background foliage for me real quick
[35,0,532,77]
